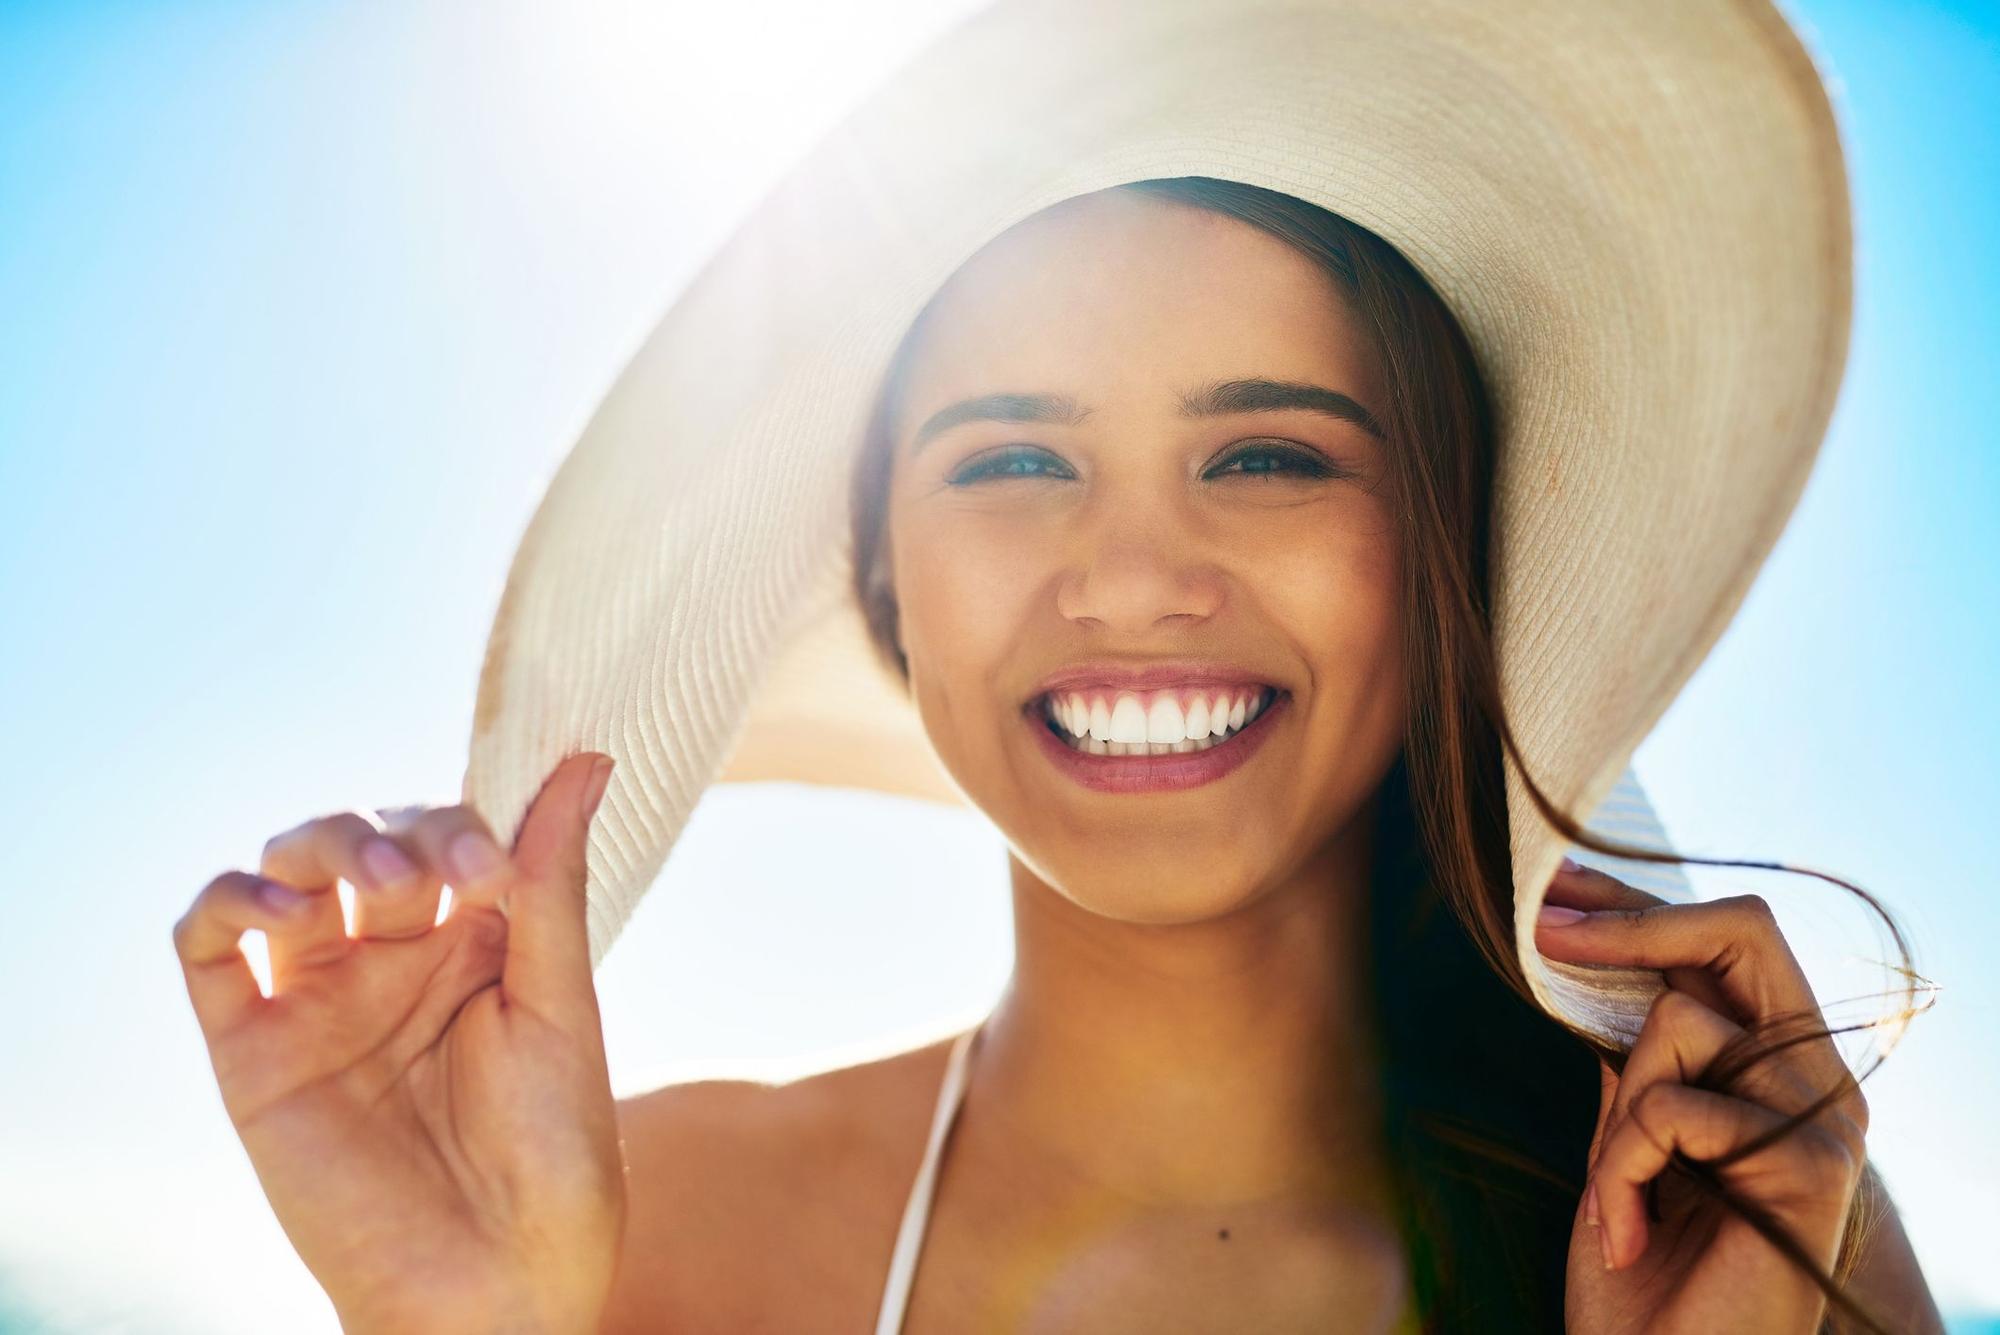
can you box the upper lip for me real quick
[1025,659,1284,705]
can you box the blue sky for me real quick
[1,1,1994,1329]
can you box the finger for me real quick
[1584,1079,1848,1271]
[500,752,614,1026]
[1578,1053,1619,1237]
[1586,1052,1619,1167]
[1544,858,1668,913]
[1546,875,1866,1176]
[258,811,389,990]
[1534,892,1824,1037]
[345,825,446,942]
[1542,861,1738,1020]
[173,871,319,1031]
[1599,987,1819,1177]
[382,802,518,918]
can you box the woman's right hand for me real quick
[173,751,624,1334]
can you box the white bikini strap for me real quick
[872,1024,980,1335]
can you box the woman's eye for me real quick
[946,447,1073,485]
[946,441,1349,486]
[1207,443,1346,480]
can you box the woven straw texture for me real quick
[464,0,1850,1049]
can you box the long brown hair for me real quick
[848,175,1925,1333]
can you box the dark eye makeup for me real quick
[944,441,1349,486]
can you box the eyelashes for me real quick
[947,447,1072,484]
[1209,443,1345,481]
[946,442,1349,486]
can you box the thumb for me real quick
[1585,1053,1620,1171]
[500,750,613,1019]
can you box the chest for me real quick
[895,1184,1416,1334]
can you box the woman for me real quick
[174,178,1942,1332]
[173,0,1952,1325]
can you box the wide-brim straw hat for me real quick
[461,0,1851,1050]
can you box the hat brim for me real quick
[465,0,1852,1049]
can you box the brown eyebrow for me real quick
[906,377,1387,457]
[1178,377,1387,441]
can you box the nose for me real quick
[1053,511,1227,635]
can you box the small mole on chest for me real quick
[1217,1227,1230,1240]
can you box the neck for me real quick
[974,806,1389,1215]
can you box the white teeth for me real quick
[1145,695,1185,744]
[1108,695,1149,743]
[1043,686,1276,755]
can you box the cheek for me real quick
[1260,509,1405,719]
[891,507,1047,692]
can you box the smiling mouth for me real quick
[1028,685,1282,756]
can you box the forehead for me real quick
[891,188,1378,437]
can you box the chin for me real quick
[1048,858,1269,926]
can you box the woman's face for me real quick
[883,186,1406,924]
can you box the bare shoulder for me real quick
[598,1029,968,1335]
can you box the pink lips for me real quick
[1027,690,1289,794]
[1028,660,1278,699]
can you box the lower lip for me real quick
[1025,692,1289,794]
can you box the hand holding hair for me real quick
[1536,859,1873,1334]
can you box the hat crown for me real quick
[465,0,1850,1048]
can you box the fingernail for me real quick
[1538,904,1589,927]
[1559,855,1583,874]
[360,837,419,889]
[1583,1180,1600,1227]
[445,830,506,884]
[260,879,309,911]
[580,756,614,821]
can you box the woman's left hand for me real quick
[1536,859,1869,1334]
